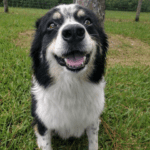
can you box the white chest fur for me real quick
[32,74,105,138]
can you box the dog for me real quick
[30,4,108,150]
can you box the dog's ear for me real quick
[35,17,42,29]
[101,29,108,57]
[31,16,53,88]
[97,27,108,57]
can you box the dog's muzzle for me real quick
[54,24,91,72]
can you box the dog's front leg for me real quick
[86,119,100,150]
[34,125,52,150]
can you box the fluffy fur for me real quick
[30,4,108,150]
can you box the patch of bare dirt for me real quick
[15,30,35,51]
[15,30,150,67]
[105,18,150,24]
[105,18,132,23]
[107,34,150,67]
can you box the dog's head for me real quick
[31,4,108,87]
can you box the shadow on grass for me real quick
[52,133,88,150]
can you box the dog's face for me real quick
[31,4,108,87]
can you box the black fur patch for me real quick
[31,94,37,118]
[30,28,54,88]
[30,8,64,88]
[88,47,105,83]
[37,119,47,136]
[31,95,47,136]
[32,118,47,136]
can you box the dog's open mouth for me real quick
[54,51,90,72]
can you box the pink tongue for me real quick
[66,55,84,67]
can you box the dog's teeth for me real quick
[64,58,67,63]
[83,57,86,64]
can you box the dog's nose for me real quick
[62,24,85,43]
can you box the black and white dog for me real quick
[30,4,108,150]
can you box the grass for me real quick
[0,7,150,150]
[105,10,150,45]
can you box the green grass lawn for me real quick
[0,7,150,150]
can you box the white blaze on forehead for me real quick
[53,4,79,36]
[77,9,85,17]
[53,12,61,19]
[57,4,77,19]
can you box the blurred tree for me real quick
[74,0,105,28]
[135,0,143,22]
[3,0,8,12]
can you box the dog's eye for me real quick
[84,19,91,25]
[49,23,57,29]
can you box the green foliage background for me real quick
[0,0,150,12]
[106,0,150,12]
[0,0,71,9]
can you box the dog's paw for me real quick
[37,140,52,150]
[88,139,98,150]
[36,135,52,150]
[89,144,98,150]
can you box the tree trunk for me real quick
[74,0,105,28]
[3,0,9,13]
[135,0,143,22]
